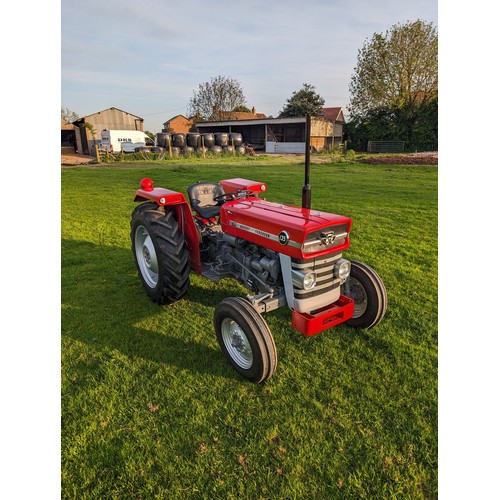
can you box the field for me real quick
[61,156,438,499]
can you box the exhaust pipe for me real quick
[302,113,311,209]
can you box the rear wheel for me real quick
[342,260,387,329]
[131,202,190,304]
[214,297,277,383]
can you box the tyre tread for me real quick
[214,297,277,383]
[131,202,190,304]
[344,260,387,329]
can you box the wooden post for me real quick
[232,138,235,155]
[201,135,205,158]
[168,135,172,158]
[94,144,101,163]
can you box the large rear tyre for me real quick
[342,260,387,329]
[214,297,277,383]
[131,202,190,304]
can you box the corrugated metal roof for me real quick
[73,107,143,123]
[197,117,307,127]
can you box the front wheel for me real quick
[342,260,387,329]
[214,297,277,383]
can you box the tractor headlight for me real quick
[334,259,351,280]
[292,269,317,290]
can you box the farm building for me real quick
[322,107,345,145]
[163,115,193,134]
[195,107,345,153]
[61,119,78,154]
[72,107,144,155]
[162,107,265,134]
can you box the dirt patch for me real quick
[358,152,438,166]
[61,154,95,165]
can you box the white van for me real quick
[101,130,155,153]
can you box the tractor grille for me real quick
[291,253,342,312]
[302,224,349,254]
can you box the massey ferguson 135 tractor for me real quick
[130,123,386,383]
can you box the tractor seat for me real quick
[186,181,225,219]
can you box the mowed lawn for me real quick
[61,157,438,499]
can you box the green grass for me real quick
[62,158,438,499]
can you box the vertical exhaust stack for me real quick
[302,113,312,209]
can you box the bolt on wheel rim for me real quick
[347,277,368,318]
[135,225,158,288]
[221,318,253,369]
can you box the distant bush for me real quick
[313,146,358,163]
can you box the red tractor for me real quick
[131,118,386,383]
[130,172,387,383]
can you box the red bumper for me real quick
[291,295,354,336]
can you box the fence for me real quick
[367,141,405,153]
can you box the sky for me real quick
[61,0,438,133]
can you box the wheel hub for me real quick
[231,332,245,350]
[347,278,368,318]
[135,225,159,288]
[221,319,253,369]
[142,246,152,267]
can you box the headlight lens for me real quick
[292,269,317,290]
[303,272,317,290]
[334,259,351,280]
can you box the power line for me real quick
[141,106,187,116]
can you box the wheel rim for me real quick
[221,318,253,369]
[135,225,159,288]
[346,277,368,318]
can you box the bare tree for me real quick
[187,76,246,121]
[61,107,79,122]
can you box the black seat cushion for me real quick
[186,182,225,219]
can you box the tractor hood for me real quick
[220,198,352,259]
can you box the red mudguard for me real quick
[134,179,202,274]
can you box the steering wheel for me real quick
[213,190,253,202]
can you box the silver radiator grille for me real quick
[291,253,342,312]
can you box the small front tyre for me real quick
[342,260,387,329]
[214,297,277,383]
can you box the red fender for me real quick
[134,178,202,274]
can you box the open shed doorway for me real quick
[61,129,77,153]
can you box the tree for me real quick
[347,20,438,151]
[187,76,246,121]
[232,105,251,113]
[61,107,79,122]
[348,20,437,119]
[84,122,97,143]
[278,84,325,118]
